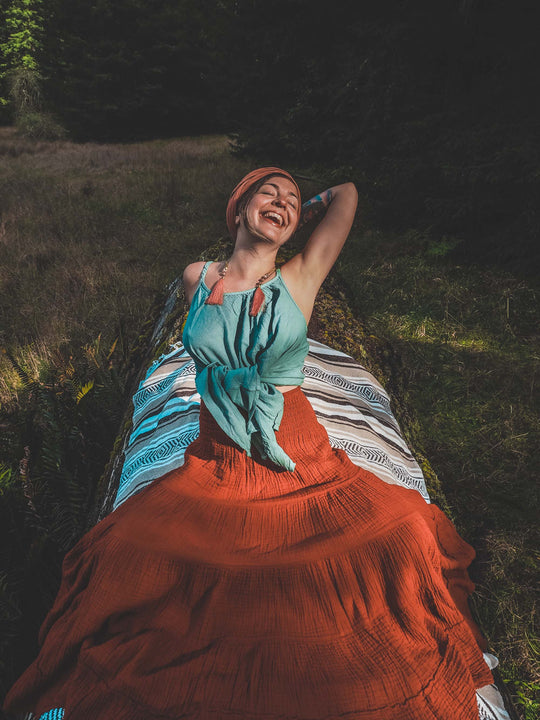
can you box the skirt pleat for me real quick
[4,388,492,720]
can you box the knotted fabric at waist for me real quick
[194,362,299,471]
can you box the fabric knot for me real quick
[194,362,295,471]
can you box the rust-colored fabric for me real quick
[225,167,301,239]
[4,389,491,720]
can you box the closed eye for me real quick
[260,183,297,209]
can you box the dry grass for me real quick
[0,127,251,407]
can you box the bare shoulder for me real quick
[183,261,206,304]
[183,261,205,284]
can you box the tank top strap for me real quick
[199,261,212,285]
[187,261,212,310]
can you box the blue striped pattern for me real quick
[38,709,64,720]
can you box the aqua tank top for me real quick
[182,261,309,471]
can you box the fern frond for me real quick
[76,380,94,404]
[107,337,119,360]
[3,351,36,390]
[0,464,13,487]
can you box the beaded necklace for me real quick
[205,260,277,316]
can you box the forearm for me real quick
[297,188,333,229]
[297,183,355,231]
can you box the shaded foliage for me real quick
[226,0,540,272]
[0,0,66,136]
[41,0,220,140]
[0,339,124,696]
[0,0,44,125]
[0,0,44,81]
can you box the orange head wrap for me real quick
[226,167,301,239]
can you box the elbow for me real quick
[334,182,358,202]
[340,182,358,213]
[344,181,358,197]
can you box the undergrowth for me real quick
[0,336,125,696]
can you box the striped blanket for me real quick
[115,338,429,508]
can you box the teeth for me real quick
[262,211,283,226]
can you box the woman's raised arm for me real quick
[282,182,358,314]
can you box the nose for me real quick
[273,195,287,207]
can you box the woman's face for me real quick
[238,175,300,246]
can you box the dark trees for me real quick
[225,0,540,267]
[43,0,219,140]
[1,0,538,266]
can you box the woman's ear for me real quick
[235,215,240,226]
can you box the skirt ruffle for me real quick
[4,388,492,720]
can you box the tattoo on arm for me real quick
[297,189,333,229]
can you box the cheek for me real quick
[245,201,261,221]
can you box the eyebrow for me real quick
[263,182,298,200]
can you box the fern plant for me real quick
[0,335,125,695]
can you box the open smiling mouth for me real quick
[261,211,284,227]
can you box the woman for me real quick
[4,168,494,720]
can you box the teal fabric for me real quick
[182,261,309,470]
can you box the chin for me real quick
[245,222,287,246]
[262,225,295,246]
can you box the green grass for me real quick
[0,128,538,715]
[339,229,539,715]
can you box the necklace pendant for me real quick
[205,276,226,305]
[250,285,266,316]
[205,259,275,312]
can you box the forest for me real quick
[0,0,538,717]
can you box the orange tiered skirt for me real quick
[4,388,492,719]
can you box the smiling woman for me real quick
[3,167,504,720]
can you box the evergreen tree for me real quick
[45,0,219,140]
[0,0,44,117]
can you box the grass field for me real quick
[0,127,538,717]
